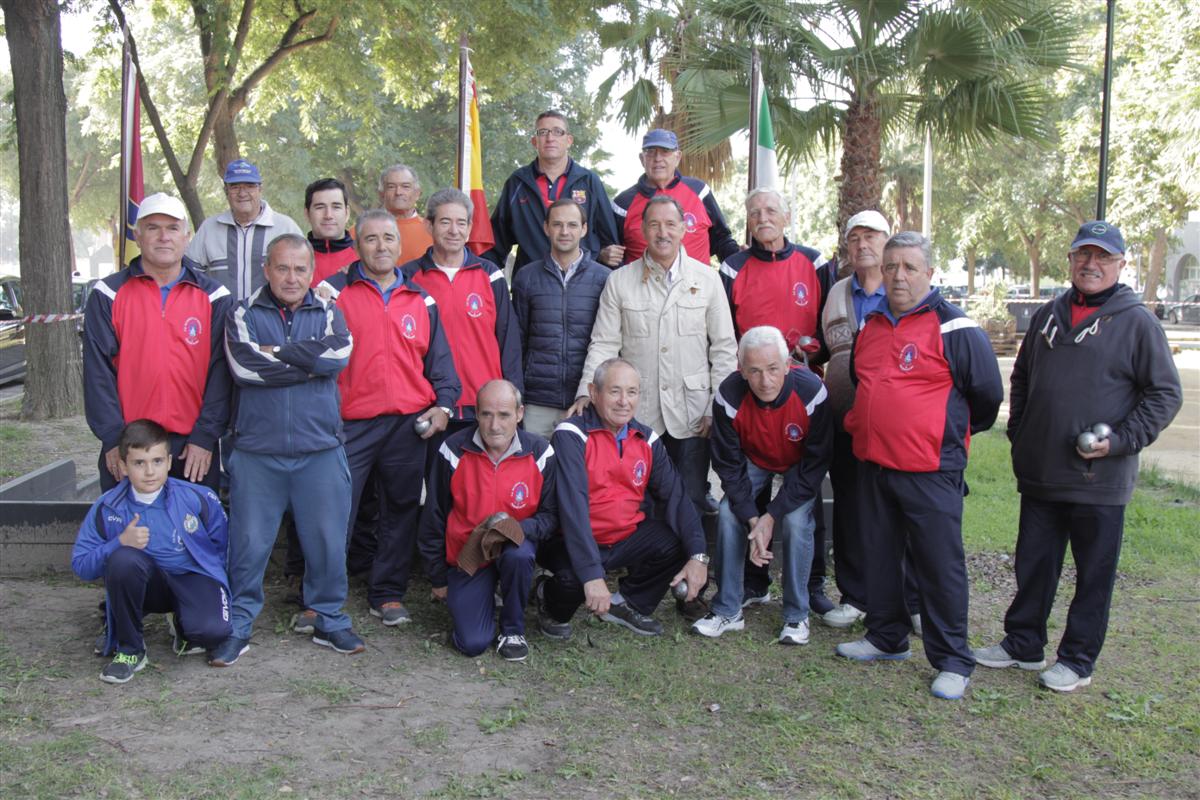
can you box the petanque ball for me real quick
[1091,422,1112,440]
[672,580,689,601]
[1076,431,1098,452]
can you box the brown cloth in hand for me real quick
[456,512,525,576]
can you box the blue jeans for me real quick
[711,462,815,623]
[227,446,352,638]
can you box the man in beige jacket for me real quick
[570,196,736,580]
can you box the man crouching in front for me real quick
[538,358,709,638]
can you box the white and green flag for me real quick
[754,71,779,190]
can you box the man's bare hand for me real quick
[118,513,150,549]
[598,244,625,267]
[418,407,450,439]
[566,396,591,418]
[670,558,708,602]
[1078,438,1111,460]
[748,513,776,567]
[583,578,611,616]
[104,446,125,483]
[696,415,712,438]
[180,444,213,483]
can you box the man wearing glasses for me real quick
[486,110,619,277]
[974,221,1181,693]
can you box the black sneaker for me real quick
[601,601,663,636]
[100,651,147,684]
[208,636,250,667]
[93,624,108,656]
[497,634,529,661]
[313,627,366,654]
[166,613,204,656]
[534,576,572,640]
[809,591,836,616]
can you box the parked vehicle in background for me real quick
[1164,294,1200,325]
[1006,285,1031,298]
[0,276,95,385]
[1039,286,1068,298]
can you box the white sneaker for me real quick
[973,643,1046,671]
[691,612,745,638]
[821,603,865,629]
[930,671,970,700]
[1039,662,1092,692]
[778,620,810,646]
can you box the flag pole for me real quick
[746,47,760,244]
[118,24,131,268]
[457,34,469,193]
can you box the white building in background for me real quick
[1165,215,1200,299]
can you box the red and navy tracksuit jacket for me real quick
[845,290,1003,473]
[711,367,833,524]
[419,427,558,588]
[309,231,357,285]
[83,257,232,453]
[322,264,460,420]
[550,408,704,583]
[403,250,523,418]
[224,285,352,456]
[719,239,835,356]
[611,172,739,265]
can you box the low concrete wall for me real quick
[0,500,92,576]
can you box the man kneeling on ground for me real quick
[540,358,708,637]
[419,380,558,662]
[72,419,232,684]
[693,325,832,645]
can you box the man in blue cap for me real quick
[974,220,1182,692]
[603,128,739,268]
[186,158,303,301]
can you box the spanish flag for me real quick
[457,40,494,257]
[119,26,144,266]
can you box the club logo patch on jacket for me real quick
[683,212,698,233]
[632,459,647,486]
[401,313,417,339]
[466,292,484,319]
[183,316,203,346]
[899,343,919,372]
[793,281,809,307]
[785,422,804,442]
[572,189,587,204]
[510,481,530,509]
[183,513,199,533]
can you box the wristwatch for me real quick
[689,553,710,565]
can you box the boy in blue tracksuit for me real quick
[72,419,232,684]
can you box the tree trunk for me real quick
[966,249,977,296]
[1026,239,1042,296]
[3,0,84,420]
[837,90,883,237]
[1143,226,1167,302]
[211,106,241,175]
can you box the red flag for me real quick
[119,28,144,266]
[457,44,494,256]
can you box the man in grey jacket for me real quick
[185,159,303,302]
[974,221,1182,692]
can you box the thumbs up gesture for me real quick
[119,513,150,549]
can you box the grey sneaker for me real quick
[931,671,970,700]
[974,643,1046,671]
[370,602,411,626]
[778,619,810,646]
[821,603,865,629]
[166,612,204,656]
[292,609,318,635]
[691,612,745,638]
[601,601,663,636]
[835,638,911,661]
[100,651,147,684]
[1039,662,1092,693]
[497,634,529,662]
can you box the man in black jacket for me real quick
[485,110,618,275]
[974,221,1182,692]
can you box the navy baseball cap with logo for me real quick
[1070,220,1125,255]
[642,128,679,150]
[223,159,262,184]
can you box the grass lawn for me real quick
[1,431,1197,799]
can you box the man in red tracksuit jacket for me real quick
[84,192,232,493]
[403,188,522,429]
[322,209,461,627]
[836,232,1003,702]
[304,177,357,284]
[419,380,558,662]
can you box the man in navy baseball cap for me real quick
[1069,220,1126,255]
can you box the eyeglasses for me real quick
[1069,250,1122,266]
[534,128,568,138]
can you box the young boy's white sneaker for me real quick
[691,612,745,638]
[778,620,810,646]
[821,603,865,628]
[1039,662,1092,692]
[930,671,970,700]
[973,643,1046,671]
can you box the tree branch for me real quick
[226,11,338,117]
[70,151,94,207]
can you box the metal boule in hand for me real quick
[672,579,689,601]
[414,417,432,435]
[1076,431,1098,452]
[1091,422,1111,440]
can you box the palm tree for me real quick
[610,0,1077,236]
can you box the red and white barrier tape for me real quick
[17,313,84,324]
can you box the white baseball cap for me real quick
[137,192,189,223]
[843,209,890,237]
